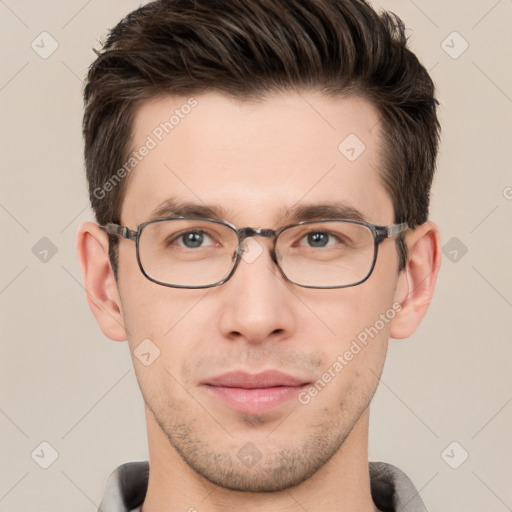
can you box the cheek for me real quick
[123,302,198,414]
[307,271,397,355]
[301,256,398,401]
[117,279,204,391]
[298,316,390,419]
[118,260,206,340]
[348,242,400,329]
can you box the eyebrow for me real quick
[148,197,366,225]
[149,198,230,221]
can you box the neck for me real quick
[141,406,377,512]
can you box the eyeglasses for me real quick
[99,217,409,289]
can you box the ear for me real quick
[390,220,442,339]
[75,222,127,342]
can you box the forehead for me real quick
[121,90,392,227]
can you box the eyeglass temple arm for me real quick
[99,223,138,241]
[386,222,409,237]
[374,222,409,242]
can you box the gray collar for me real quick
[98,460,428,512]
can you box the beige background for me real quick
[1,0,511,510]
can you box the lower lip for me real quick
[204,385,308,414]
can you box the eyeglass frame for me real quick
[99,216,409,289]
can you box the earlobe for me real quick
[76,222,127,342]
[390,220,442,339]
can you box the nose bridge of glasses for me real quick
[235,227,278,260]
[237,227,276,241]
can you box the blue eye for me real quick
[305,232,330,247]
[171,230,215,249]
[300,231,341,248]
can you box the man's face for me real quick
[117,91,402,491]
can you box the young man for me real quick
[76,0,441,510]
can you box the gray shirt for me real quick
[98,460,428,512]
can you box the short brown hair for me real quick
[83,0,440,277]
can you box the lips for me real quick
[203,370,306,388]
[201,370,309,414]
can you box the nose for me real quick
[217,236,296,345]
